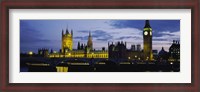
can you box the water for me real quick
[20,67,29,72]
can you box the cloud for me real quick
[21,38,51,43]
[77,30,89,33]
[20,21,40,33]
[109,20,180,37]
[110,32,120,34]
[159,31,180,36]
[20,21,51,43]
[115,36,142,40]
[92,30,113,41]
[75,30,113,42]
[74,36,88,40]
[153,41,172,45]
[109,20,144,29]
[153,31,180,41]
[96,38,110,41]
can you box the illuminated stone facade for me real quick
[48,30,108,58]
[45,20,156,60]
[62,29,73,52]
[168,40,180,61]
[49,50,108,58]
[143,20,153,60]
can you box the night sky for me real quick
[20,20,180,53]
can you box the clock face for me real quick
[150,31,152,35]
[144,31,148,35]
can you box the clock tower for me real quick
[143,20,153,60]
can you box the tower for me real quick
[87,31,93,51]
[62,28,73,53]
[169,40,180,61]
[77,41,81,50]
[131,44,136,51]
[143,20,153,60]
[137,44,141,51]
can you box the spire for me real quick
[173,40,175,44]
[77,42,80,50]
[81,44,84,50]
[161,47,164,51]
[89,31,91,37]
[87,31,93,50]
[71,29,73,36]
[50,49,53,54]
[62,29,64,35]
[66,28,69,34]
[144,20,151,28]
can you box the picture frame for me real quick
[0,0,199,92]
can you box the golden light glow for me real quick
[144,31,148,35]
[70,63,89,65]
[49,50,108,58]
[56,66,68,72]
[120,62,131,64]
[144,28,152,31]
[62,32,73,51]
[28,51,33,55]
[98,62,105,64]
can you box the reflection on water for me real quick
[56,66,68,72]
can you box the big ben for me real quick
[143,20,153,60]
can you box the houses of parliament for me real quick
[46,28,109,58]
[37,20,179,61]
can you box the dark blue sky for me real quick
[20,20,180,53]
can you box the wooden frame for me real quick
[0,0,199,92]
